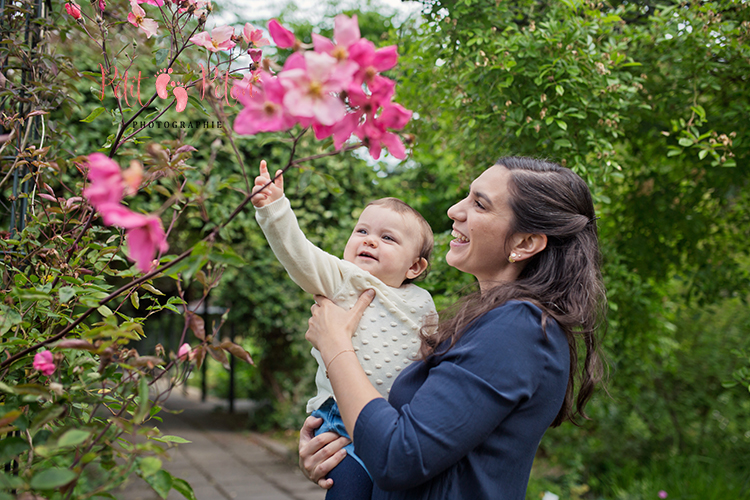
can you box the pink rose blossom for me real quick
[127,0,158,39]
[178,343,191,360]
[242,23,269,47]
[355,119,407,160]
[234,72,295,135]
[83,153,124,208]
[349,39,398,91]
[190,25,236,52]
[126,215,168,272]
[658,492,667,499]
[98,0,106,11]
[279,51,356,126]
[33,351,56,376]
[248,48,263,63]
[122,160,143,196]
[65,2,82,19]
[268,19,296,49]
[313,14,360,61]
[138,0,164,5]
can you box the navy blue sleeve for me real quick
[353,302,558,491]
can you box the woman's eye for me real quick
[474,200,485,209]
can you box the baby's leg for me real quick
[325,454,373,500]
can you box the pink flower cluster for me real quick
[232,15,412,160]
[82,153,169,272]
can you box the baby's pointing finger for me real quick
[259,160,269,177]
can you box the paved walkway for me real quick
[116,389,325,500]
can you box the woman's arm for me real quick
[305,290,382,436]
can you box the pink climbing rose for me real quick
[83,153,123,208]
[242,23,269,47]
[127,0,158,39]
[190,25,236,52]
[267,19,296,49]
[279,51,356,126]
[312,14,361,61]
[234,72,295,135]
[126,215,169,272]
[64,2,82,19]
[33,351,55,376]
[178,343,192,360]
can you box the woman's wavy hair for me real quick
[419,156,606,427]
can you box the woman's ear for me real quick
[406,257,429,280]
[510,233,547,262]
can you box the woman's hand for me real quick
[306,289,375,357]
[299,416,350,489]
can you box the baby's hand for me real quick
[251,160,284,208]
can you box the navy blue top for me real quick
[353,301,570,500]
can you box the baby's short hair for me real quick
[365,197,434,283]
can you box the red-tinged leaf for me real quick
[185,312,205,341]
[194,346,206,369]
[0,410,22,427]
[129,356,164,369]
[55,339,96,351]
[207,345,229,369]
[175,145,197,154]
[27,110,49,117]
[220,341,254,365]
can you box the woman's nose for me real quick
[447,200,464,221]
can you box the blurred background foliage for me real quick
[42,0,750,498]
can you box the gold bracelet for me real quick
[325,349,355,378]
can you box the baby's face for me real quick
[343,205,424,288]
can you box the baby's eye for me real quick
[356,229,368,235]
[382,235,395,242]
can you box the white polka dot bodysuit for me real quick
[255,196,438,413]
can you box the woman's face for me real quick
[446,165,517,289]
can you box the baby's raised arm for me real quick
[251,160,284,208]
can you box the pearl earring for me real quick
[508,253,519,263]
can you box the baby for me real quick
[252,161,436,497]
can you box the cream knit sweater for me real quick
[255,196,437,412]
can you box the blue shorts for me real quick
[311,398,371,479]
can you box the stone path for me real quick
[116,389,325,500]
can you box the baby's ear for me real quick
[406,257,428,280]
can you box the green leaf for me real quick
[30,467,77,489]
[666,147,683,157]
[81,107,106,123]
[142,469,173,499]
[698,149,708,160]
[172,477,197,500]
[131,291,140,310]
[555,120,568,131]
[154,49,170,67]
[139,456,162,478]
[149,435,191,444]
[0,436,29,464]
[141,283,164,296]
[58,429,92,448]
[678,137,694,147]
[555,85,564,96]
[97,305,113,317]
[134,375,150,424]
[59,286,76,304]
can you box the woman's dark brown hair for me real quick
[419,156,606,427]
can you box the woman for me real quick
[300,157,606,499]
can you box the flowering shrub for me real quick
[0,1,411,499]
